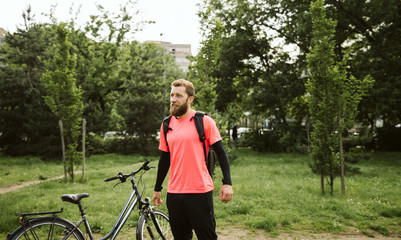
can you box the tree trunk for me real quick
[82,119,86,183]
[339,132,345,194]
[59,119,67,183]
[306,116,311,152]
[339,115,345,194]
[321,173,325,194]
[329,157,334,195]
[70,158,74,182]
[330,169,334,196]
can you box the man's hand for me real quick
[220,185,233,203]
[152,191,163,206]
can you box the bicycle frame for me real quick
[8,161,168,240]
[72,175,147,240]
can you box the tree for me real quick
[196,0,401,147]
[306,0,373,195]
[259,0,401,137]
[40,23,83,182]
[0,6,59,158]
[335,56,373,194]
[188,38,219,114]
[306,0,340,195]
[196,0,305,125]
[67,0,150,135]
[117,41,184,148]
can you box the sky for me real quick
[0,0,203,55]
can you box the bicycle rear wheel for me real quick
[137,209,173,240]
[7,217,85,240]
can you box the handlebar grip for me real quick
[104,176,119,182]
[142,159,151,170]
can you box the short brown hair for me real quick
[171,79,195,97]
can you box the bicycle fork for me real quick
[148,210,167,240]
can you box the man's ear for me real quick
[188,96,194,104]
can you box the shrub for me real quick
[242,126,309,153]
[3,135,61,160]
[105,137,159,156]
[342,135,373,152]
[86,133,107,155]
[243,129,283,152]
[376,126,401,151]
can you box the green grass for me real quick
[1,150,401,238]
[212,149,401,237]
[0,154,65,187]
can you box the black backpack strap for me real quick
[162,115,172,151]
[191,111,207,163]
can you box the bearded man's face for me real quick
[169,86,191,117]
[170,97,189,116]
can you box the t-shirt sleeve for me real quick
[204,115,222,145]
[158,123,169,152]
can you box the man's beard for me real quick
[170,99,188,117]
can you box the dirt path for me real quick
[217,227,399,240]
[0,175,64,194]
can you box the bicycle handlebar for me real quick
[104,160,153,182]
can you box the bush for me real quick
[342,135,373,152]
[86,133,107,155]
[84,133,159,156]
[344,152,371,164]
[242,126,309,153]
[3,135,61,160]
[243,129,283,152]
[105,137,159,156]
[376,126,401,151]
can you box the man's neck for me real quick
[176,108,192,119]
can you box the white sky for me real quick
[0,0,202,55]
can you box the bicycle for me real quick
[6,160,172,240]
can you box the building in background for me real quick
[146,40,192,72]
[0,27,7,44]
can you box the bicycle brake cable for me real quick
[138,171,147,197]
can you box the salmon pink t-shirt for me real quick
[159,110,222,193]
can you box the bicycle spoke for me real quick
[139,210,172,240]
[22,230,32,240]
[153,216,166,239]
[48,221,55,240]
[11,218,84,240]
[28,225,39,240]
[159,213,172,238]
[145,221,155,239]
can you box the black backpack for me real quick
[162,111,216,177]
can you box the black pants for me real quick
[167,191,217,240]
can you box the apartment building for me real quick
[0,27,7,44]
[146,40,192,72]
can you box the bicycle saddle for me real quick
[61,193,90,204]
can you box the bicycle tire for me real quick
[7,216,85,240]
[136,209,173,240]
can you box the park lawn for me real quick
[1,149,400,238]
[213,149,401,238]
[0,153,148,187]
[0,154,64,188]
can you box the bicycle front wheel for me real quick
[7,217,85,240]
[137,209,173,240]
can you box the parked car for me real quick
[237,127,250,138]
[103,131,126,139]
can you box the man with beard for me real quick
[152,79,233,240]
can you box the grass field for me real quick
[1,149,400,239]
